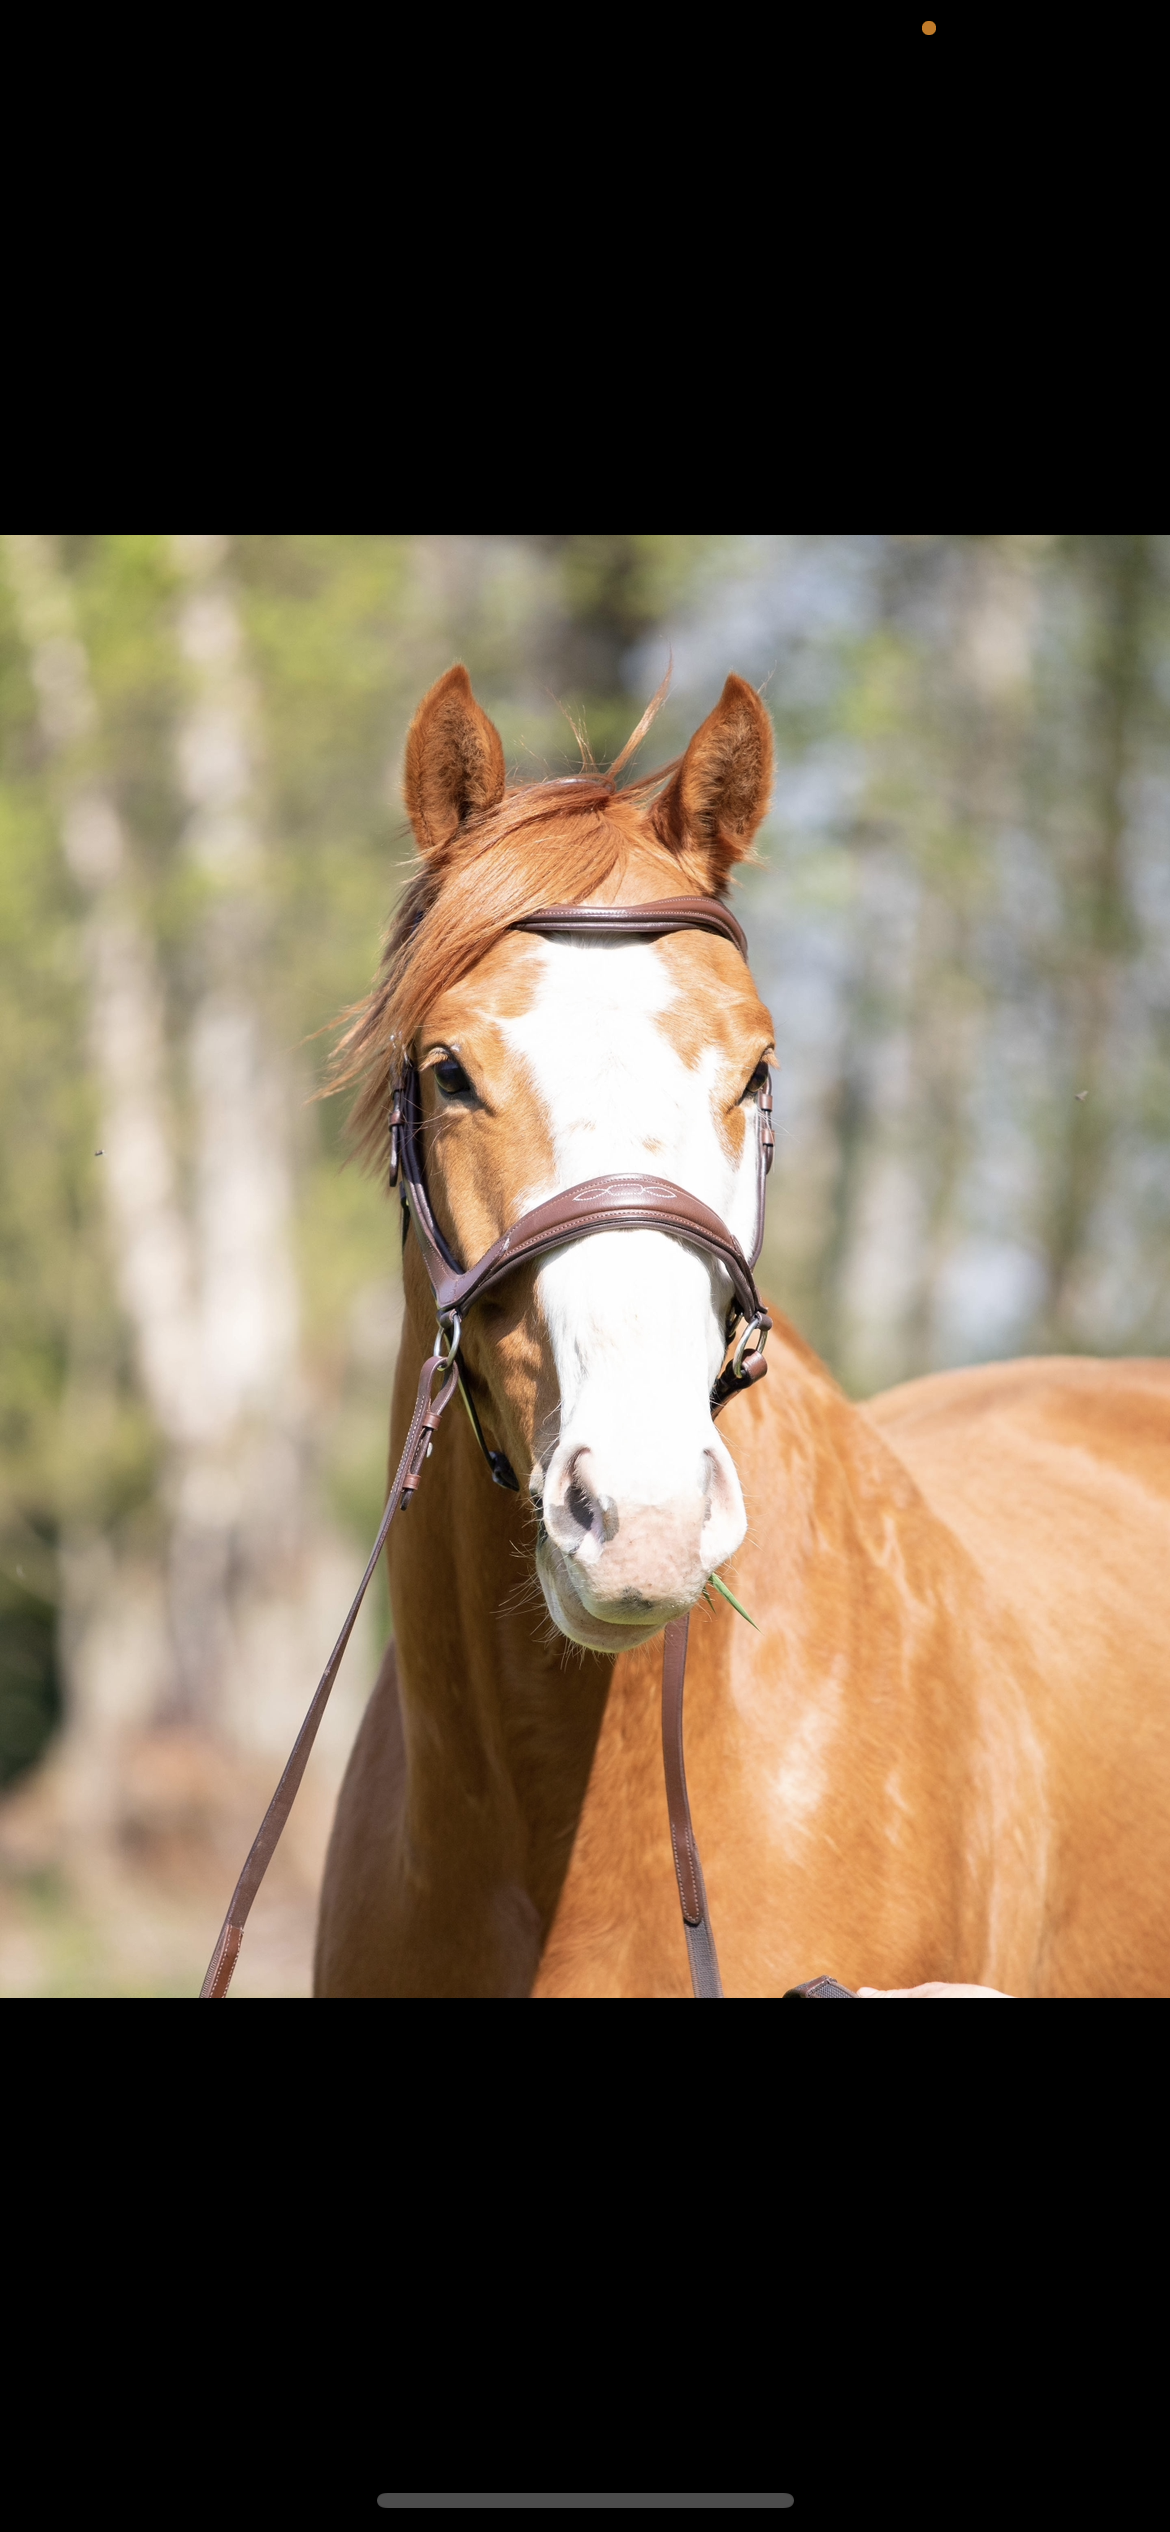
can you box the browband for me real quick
[512,895,750,960]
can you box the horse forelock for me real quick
[328,764,728,1164]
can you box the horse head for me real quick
[337,666,776,1654]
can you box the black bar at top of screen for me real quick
[374,2501,795,2512]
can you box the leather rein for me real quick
[200,896,773,2001]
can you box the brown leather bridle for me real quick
[200,896,774,2000]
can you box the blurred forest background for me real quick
[2,533,1168,1996]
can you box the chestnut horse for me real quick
[314,666,1170,1998]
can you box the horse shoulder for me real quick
[865,1354,1170,1993]
[704,1338,1042,1991]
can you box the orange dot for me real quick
[922,17,936,28]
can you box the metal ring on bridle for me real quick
[732,1312,769,1378]
[436,1310,462,1363]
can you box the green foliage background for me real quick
[3,533,1169,1795]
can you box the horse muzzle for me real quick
[537,1433,747,1651]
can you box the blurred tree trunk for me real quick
[166,535,307,1742]
[805,982,875,1377]
[1039,536,1150,1344]
[3,538,357,1830]
[533,535,725,764]
[898,539,1034,1374]
[4,533,198,1814]
[538,535,656,714]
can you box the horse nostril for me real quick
[560,1460,620,1548]
[546,1448,623,1558]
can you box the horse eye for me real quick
[742,1060,770,1101]
[435,1056,473,1098]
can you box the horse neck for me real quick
[749,1332,1046,1961]
[728,1317,1019,1771]
[385,1261,614,1937]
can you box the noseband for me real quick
[201,896,775,2001]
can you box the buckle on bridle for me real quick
[436,1309,462,1363]
[732,1311,770,1379]
[710,1309,772,1414]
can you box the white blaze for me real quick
[502,938,761,1645]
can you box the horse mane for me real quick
[327,731,721,1167]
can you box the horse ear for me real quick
[652,674,773,888]
[403,665,507,853]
